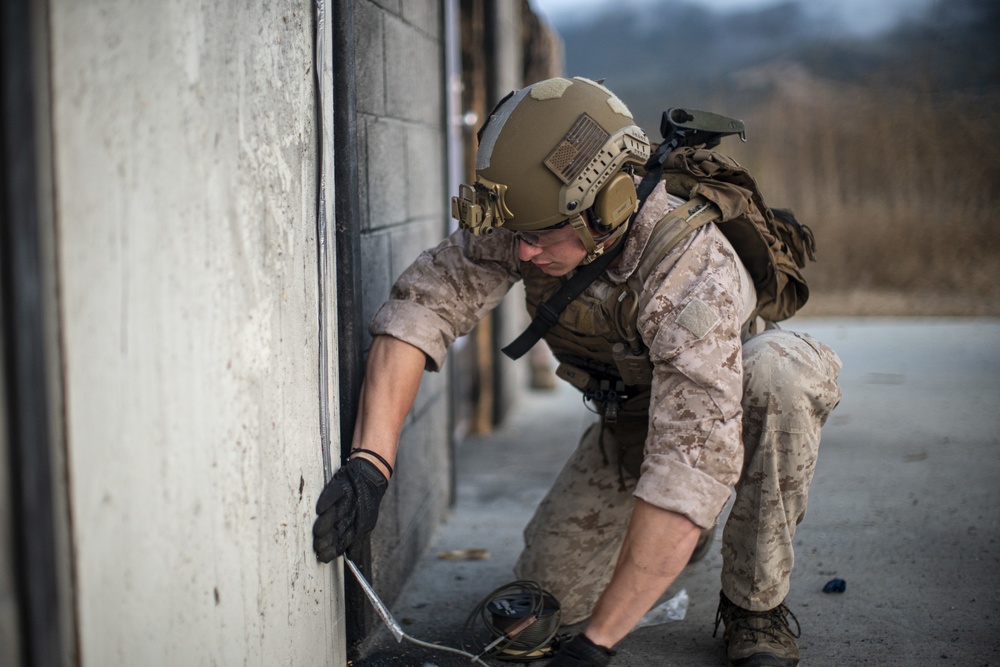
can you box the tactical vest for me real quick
[520,147,815,423]
[521,243,669,478]
[523,260,650,421]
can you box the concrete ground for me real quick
[353,318,1000,666]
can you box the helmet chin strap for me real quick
[570,214,630,265]
[567,215,601,263]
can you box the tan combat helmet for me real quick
[451,77,651,262]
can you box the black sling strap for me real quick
[501,162,665,360]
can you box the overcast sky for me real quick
[531,0,939,36]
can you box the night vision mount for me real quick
[659,107,746,151]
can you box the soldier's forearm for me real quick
[583,499,700,649]
[349,335,427,478]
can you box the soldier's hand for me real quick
[312,457,388,562]
[547,634,615,667]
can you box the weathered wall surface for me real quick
[49,2,343,665]
[351,0,454,602]
[0,349,17,667]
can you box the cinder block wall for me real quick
[352,0,452,601]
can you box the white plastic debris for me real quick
[633,589,689,630]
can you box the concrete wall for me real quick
[0,348,17,667]
[2,0,557,660]
[351,0,454,602]
[48,1,344,665]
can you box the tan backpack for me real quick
[655,146,815,323]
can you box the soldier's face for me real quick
[516,224,589,276]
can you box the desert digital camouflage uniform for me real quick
[370,180,842,625]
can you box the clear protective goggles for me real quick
[512,217,577,247]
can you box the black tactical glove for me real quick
[312,457,388,562]
[547,633,615,667]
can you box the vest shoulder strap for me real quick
[631,194,721,288]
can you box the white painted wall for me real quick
[48,1,345,664]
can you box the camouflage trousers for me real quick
[513,329,843,624]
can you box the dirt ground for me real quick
[798,289,1000,317]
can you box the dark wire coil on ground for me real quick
[463,580,563,662]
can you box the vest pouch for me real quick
[555,362,598,393]
[612,342,653,386]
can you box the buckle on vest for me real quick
[591,379,627,424]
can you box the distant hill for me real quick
[533,0,1000,314]
[548,0,1000,134]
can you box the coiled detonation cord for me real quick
[347,557,561,664]
[345,558,491,666]
[463,581,563,661]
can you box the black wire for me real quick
[463,581,562,661]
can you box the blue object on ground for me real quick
[823,577,846,593]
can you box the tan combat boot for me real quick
[714,592,801,667]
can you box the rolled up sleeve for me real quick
[369,229,520,372]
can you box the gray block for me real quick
[364,117,408,229]
[384,14,442,125]
[367,0,401,15]
[401,0,441,40]
[358,230,392,330]
[354,1,385,116]
[404,125,445,222]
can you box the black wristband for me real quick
[350,448,393,478]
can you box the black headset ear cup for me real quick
[593,173,638,232]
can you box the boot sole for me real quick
[731,653,799,667]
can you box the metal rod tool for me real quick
[344,557,491,665]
